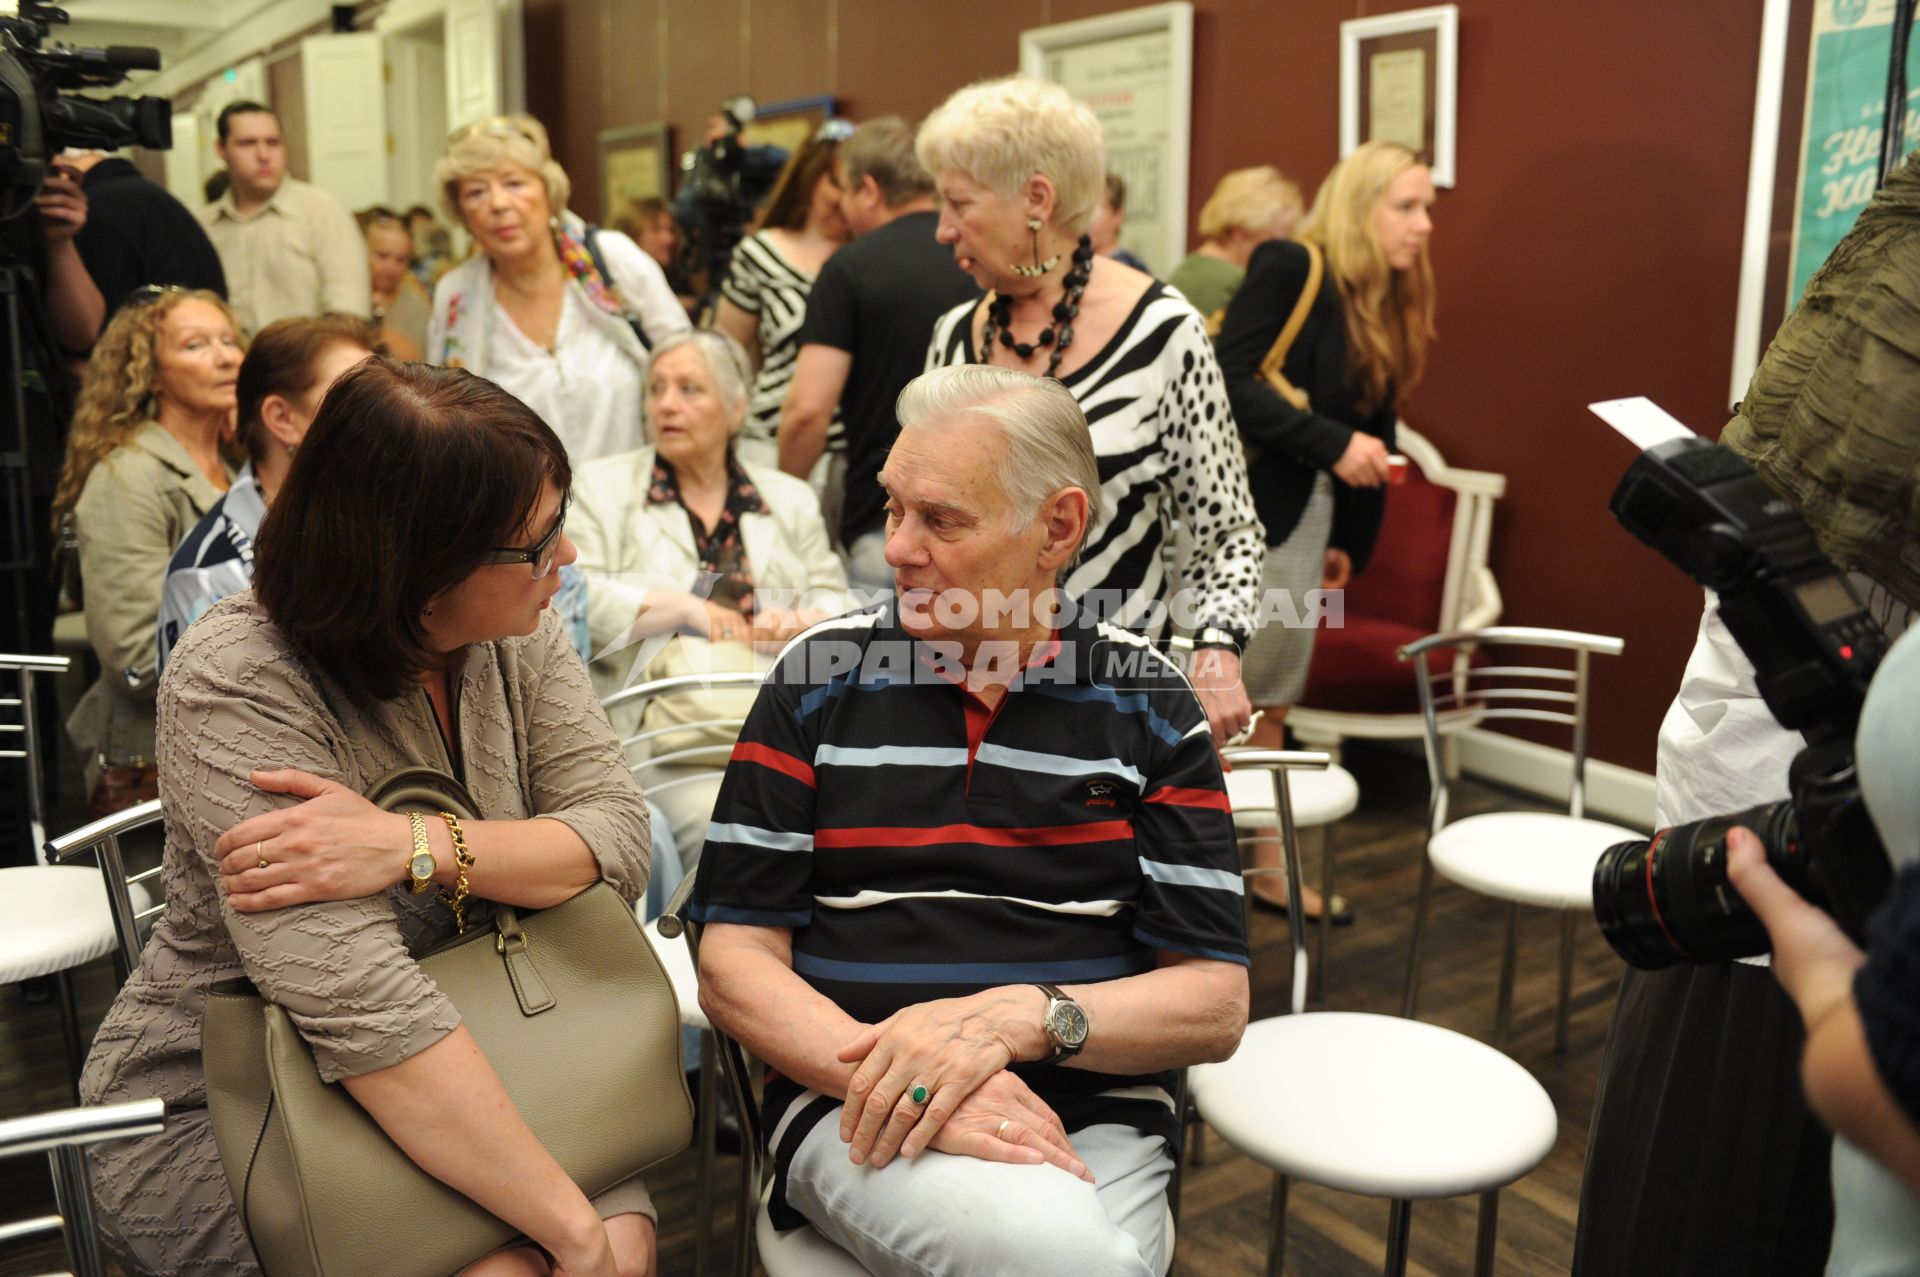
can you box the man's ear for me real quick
[860,174,884,205]
[1035,486,1090,574]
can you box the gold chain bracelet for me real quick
[437,811,474,932]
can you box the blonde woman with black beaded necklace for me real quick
[920,75,1263,746]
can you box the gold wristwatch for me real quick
[406,812,437,894]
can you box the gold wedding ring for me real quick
[255,841,268,870]
[997,1119,1010,1140]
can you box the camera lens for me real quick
[1592,802,1791,968]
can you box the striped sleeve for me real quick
[1130,670,1250,966]
[688,639,821,929]
[719,234,769,316]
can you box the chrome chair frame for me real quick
[0,1097,166,1277]
[46,799,166,978]
[2,653,70,852]
[1400,625,1626,1051]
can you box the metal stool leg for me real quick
[695,1032,717,1276]
[1312,823,1335,1002]
[1383,1199,1413,1277]
[1402,855,1436,1019]
[1556,910,1575,1054]
[1493,902,1519,1049]
[50,1144,108,1277]
[55,968,85,1104]
[1266,1173,1288,1277]
[1473,1188,1500,1277]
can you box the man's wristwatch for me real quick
[1034,983,1090,1064]
[406,812,437,894]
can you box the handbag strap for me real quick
[1257,239,1325,412]
[583,225,653,352]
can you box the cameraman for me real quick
[1576,152,1920,1275]
[1729,621,1920,1227]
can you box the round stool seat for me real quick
[643,917,709,1032]
[755,1177,867,1276]
[1226,763,1360,832]
[1189,1012,1557,1199]
[1428,812,1641,909]
[0,866,118,982]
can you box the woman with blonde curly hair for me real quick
[427,113,689,464]
[1215,139,1436,919]
[54,286,244,811]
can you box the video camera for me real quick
[673,94,787,307]
[1587,401,1893,968]
[0,0,169,220]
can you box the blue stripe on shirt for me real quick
[1134,927,1251,967]
[790,950,1154,984]
[1028,681,1184,747]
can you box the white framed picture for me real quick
[1339,4,1459,188]
[1021,2,1194,276]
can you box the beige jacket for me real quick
[569,446,852,709]
[70,424,234,766]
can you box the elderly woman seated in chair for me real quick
[690,366,1249,1276]
[569,328,850,864]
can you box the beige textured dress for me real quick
[79,592,655,1276]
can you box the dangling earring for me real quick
[1011,217,1061,278]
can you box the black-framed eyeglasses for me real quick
[481,498,568,580]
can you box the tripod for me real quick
[1,243,74,865]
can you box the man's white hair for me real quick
[894,366,1102,565]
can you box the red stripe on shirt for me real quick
[1142,785,1232,812]
[815,819,1134,849]
[731,741,816,788]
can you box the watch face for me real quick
[410,851,436,881]
[1050,1000,1090,1048]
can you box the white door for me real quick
[300,32,389,211]
[386,33,448,214]
[445,0,501,132]
[166,111,204,210]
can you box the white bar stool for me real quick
[1188,751,1558,1277]
[1223,749,1360,999]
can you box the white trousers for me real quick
[784,1108,1173,1277]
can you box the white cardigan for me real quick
[569,446,853,702]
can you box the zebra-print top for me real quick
[720,230,844,452]
[926,283,1263,644]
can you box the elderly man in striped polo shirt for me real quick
[690,365,1250,1276]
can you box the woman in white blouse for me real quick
[570,329,850,860]
[427,114,690,463]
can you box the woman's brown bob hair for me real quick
[252,358,571,701]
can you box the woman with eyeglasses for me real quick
[428,113,690,464]
[80,358,659,1277]
[53,286,244,814]
[711,122,853,476]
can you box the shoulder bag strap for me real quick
[1256,239,1324,412]
[583,224,652,352]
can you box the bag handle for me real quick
[1256,239,1324,412]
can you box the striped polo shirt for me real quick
[690,600,1248,1218]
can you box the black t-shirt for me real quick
[796,210,978,544]
[77,159,227,318]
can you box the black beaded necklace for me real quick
[981,235,1096,380]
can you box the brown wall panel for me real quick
[519,0,1782,772]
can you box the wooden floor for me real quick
[1,742,1633,1276]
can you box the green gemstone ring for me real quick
[910,1084,929,1104]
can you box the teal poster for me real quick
[1791,0,1920,306]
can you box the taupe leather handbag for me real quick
[203,767,691,1277]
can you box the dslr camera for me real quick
[1591,430,1893,967]
[0,0,168,219]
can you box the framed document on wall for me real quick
[742,95,838,159]
[1021,2,1194,277]
[1339,4,1459,187]
[598,123,670,226]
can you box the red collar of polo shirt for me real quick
[915,630,1063,775]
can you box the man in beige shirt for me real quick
[199,102,371,332]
